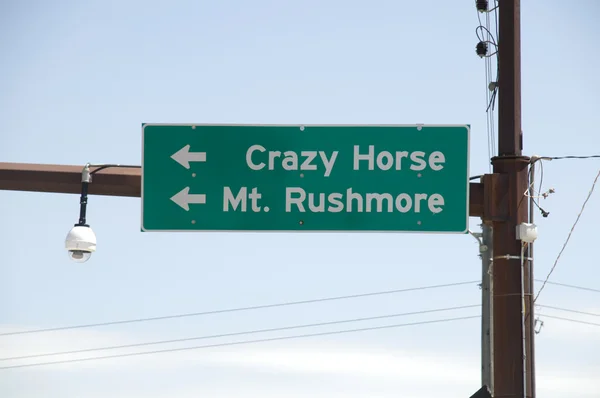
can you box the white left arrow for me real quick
[171,144,206,169]
[170,187,206,211]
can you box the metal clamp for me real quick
[493,255,533,262]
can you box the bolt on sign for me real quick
[141,124,470,233]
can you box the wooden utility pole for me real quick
[491,0,535,397]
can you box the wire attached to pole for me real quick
[75,164,92,227]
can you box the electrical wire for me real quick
[525,159,545,199]
[88,164,140,175]
[476,5,498,171]
[518,152,600,215]
[518,157,550,216]
[518,152,600,214]
[0,315,479,370]
[4,278,595,339]
[527,160,550,217]
[0,280,479,337]
[548,155,600,160]
[537,305,600,318]
[535,280,600,294]
[534,169,600,303]
[539,314,600,328]
[0,304,478,362]
[491,0,499,114]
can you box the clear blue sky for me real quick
[1,1,599,397]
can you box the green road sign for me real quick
[141,124,470,233]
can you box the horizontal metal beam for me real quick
[0,162,485,217]
[470,180,484,218]
[0,162,141,197]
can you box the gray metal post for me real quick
[480,223,494,393]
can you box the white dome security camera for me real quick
[65,225,96,263]
[65,162,137,263]
[65,164,96,263]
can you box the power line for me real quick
[537,305,600,318]
[534,280,600,294]
[534,169,600,303]
[3,278,595,341]
[548,155,600,160]
[0,304,478,362]
[0,315,479,370]
[539,314,600,328]
[0,280,478,337]
[475,5,499,171]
